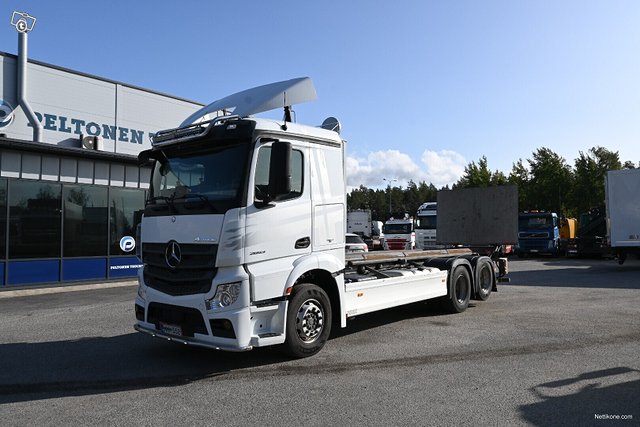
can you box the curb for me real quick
[0,280,137,299]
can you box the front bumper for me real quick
[134,323,252,352]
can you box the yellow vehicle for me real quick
[560,218,578,255]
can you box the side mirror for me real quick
[138,149,155,167]
[268,141,291,200]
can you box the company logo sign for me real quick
[0,100,15,129]
[164,240,182,269]
[120,236,136,252]
[27,110,154,145]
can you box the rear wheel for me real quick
[441,266,471,313]
[474,260,493,301]
[283,283,332,358]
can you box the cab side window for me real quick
[255,146,303,202]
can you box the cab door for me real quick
[245,141,311,301]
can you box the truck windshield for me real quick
[383,223,412,234]
[148,141,251,214]
[519,215,553,229]
[415,215,437,230]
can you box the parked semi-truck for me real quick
[133,78,513,358]
[415,202,438,249]
[605,169,640,264]
[347,210,372,238]
[382,216,415,250]
[516,211,560,257]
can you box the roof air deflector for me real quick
[180,77,317,126]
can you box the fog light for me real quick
[207,282,241,309]
[210,319,236,338]
[134,304,145,321]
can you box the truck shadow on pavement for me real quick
[0,300,459,404]
[0,333,288,404]
[506,258,640,290]
[519,367,640,426]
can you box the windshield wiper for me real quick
[174,193,218,213]
[146,195,177,213]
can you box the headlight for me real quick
[207,282,241,309]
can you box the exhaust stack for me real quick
[11,11,42,142]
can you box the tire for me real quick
[474,259,493,301]
[283,283,332,358]
[441,265,471,313]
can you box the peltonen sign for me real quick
[26,110,153,144]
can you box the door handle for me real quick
[295,237,311,249]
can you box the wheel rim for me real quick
[479,266,492,296]
[455,275,468,303]
[295,298,324,343]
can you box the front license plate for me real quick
[159,322,182,336]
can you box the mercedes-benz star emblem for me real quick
[164,240,182,269]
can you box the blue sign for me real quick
[120,236,136,253]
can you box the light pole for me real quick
[383,177,397,216]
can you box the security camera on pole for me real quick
[10,11,42,142]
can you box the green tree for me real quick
[403,180,420,216]
[454,156,508,189]
[454,156,492,188]
[508,159,530,211]
[527,147,573,215]
[571,146,621,215]
[346,185,370,211]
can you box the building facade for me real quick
[0,51,203,287]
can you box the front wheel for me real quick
[283,283,332,358]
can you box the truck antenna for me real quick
[281,91,291,130]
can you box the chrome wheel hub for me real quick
[296,298,324,343]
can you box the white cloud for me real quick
[346,149,467,190]
[421,150,467,188]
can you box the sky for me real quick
[1,0,638,189]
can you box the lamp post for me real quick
[383,177,397,216]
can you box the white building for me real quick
[0,49,203,287]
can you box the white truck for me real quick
[605,169,640,264]
[347,210,372,238]
[133,78,512,358]
[382,216,415,250]
[415,202,438,249]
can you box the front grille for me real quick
[143,243,217,296]
[519,231,550,238]
[386,239,408,250]
[147,302,208,337]
[519,239,550,250]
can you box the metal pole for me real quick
[17,23,42,142]
[383,178,396,216]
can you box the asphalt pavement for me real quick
[0,257,638,426]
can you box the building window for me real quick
[109,188,145,255]
[9,180,62,259]
[63,185,108,257]
[0,179,6,259]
